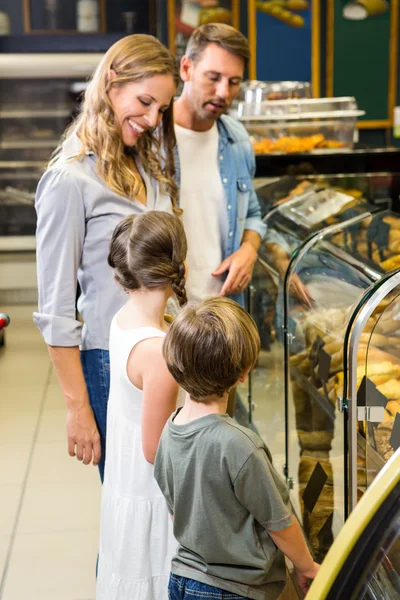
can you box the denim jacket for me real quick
[174,115,266,258]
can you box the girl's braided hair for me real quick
[108,211,187,306]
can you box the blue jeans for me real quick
[80,349,110,483]
[168,574,249,599]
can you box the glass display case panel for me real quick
[0,79,76,111]
[257,172,394,221]
[284,213,382,562]
[243,259,287,477]
[350,505,400,600]
[0,78,78,162]
[0,166,44,237]
[247,178,392,486]
[360,290,400,485]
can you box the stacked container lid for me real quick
[231,81,365,154]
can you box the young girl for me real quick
[96,211,187,600]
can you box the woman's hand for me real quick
[48,346,102,467]
[67,401,101,466]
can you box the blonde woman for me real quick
[34,35,180,481]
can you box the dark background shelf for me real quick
[0,33,128,53]
[0,0,154,52]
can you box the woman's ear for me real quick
[107,68,117,84]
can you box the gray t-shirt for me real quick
[154,411,292,600]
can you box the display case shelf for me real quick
[0,109,71,118]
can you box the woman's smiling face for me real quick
[108,73,176,147]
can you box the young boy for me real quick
[154,297,319,600]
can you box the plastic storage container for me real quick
[230,80,312,119]
[237,97,365,154]
[239,80,311,102]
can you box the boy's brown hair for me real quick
[163,297,260,401]
[186,23,250,68]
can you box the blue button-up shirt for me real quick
[174,115,266,303]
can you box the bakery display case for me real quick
[235,97,364,154]
[241,173,400,565]
[307,448,400,600]
[0,54,100,250]
[0,54,100,304]
[0,165,42,240]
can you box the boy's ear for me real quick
[238,369,251,384]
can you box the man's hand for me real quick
[270,244,314,309]
[294,562,320,594]
[289,273,314,309]
[66,402,101,466]
[213,241,258,296]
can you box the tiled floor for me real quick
[0,305,100,600]
[0,305,296,600]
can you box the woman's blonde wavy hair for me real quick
[51,35,180,214]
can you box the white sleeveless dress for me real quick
[96,316,177,600]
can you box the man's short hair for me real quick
[185,23,250,68]
[163,297,260,402]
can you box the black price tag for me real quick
[318,348,332,383]
[389,413,400,452]
[341,212,362,253]
[302,462,328,514]
[357,376,388,410]
[309,335,325,369]
[367,217,390,261]
[317,511,334,550]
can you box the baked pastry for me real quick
[374,424,394,462]
[385,399,400,416]
[377,379,400,400]
[383,215,400,229]
[381,255,400,271]
[298,430,333,451]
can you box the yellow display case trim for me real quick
[388,0,399,125]
[248,0,257,80]
[326,0,334,97]
[311,0,321,98]
[168,0,176,54]
[357,120,392,129]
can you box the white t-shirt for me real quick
[175,122,228,302]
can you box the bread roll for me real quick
[298,430,333,451]
[386,399,400,416]
[383,215,400,229]
[377,379,400,400]
[374,426,394,462]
